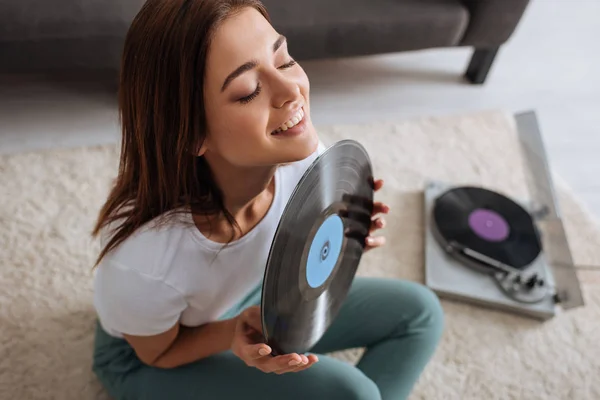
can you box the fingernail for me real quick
[258,348,269,356]
[366,237,373,245]
[289,360,301,366]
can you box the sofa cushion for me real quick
[0,0,469,72]
[261,0,469,60]
[0,0,145,72]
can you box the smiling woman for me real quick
[200,8,318,169]
[90,1,444,399]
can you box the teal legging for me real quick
[92,277,444,400]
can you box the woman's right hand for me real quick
[230,306,319,374]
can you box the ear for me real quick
[194,135,211,157]
[197,140,208,157]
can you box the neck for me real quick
[203,153,277,220]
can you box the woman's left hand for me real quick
[365,179,389,252]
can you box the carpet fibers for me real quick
[1,110,599,399]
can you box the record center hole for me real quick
[321,241,330,261]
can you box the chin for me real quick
[275,130,319,163]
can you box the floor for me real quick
[1,0,599,219]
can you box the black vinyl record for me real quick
[261,140,374,356]
[433,186,542,270]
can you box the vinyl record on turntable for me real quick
[433,186,542,270]
[261,140,374,356]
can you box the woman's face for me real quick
[201,7,319,167]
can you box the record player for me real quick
[424,181,558,319]
[424,111,584,320]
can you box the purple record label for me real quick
[468,208,509,242]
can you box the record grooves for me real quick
[261,140,374,356]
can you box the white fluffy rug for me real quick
[1,110,599,400]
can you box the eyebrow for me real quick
[220,35,287,92]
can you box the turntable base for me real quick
[424,180,558,320]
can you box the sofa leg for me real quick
[465,47,499,84]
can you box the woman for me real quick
[91,0,444,399]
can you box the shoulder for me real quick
[93,215,191,336]
[98,213,191,280]
[93,258,187,336]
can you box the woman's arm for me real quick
[124,318,237,369]
[96,260,239,368]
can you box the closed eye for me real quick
[238,83,262,104]
[237,59,297,104]
[278,59,297,69]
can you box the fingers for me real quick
[245,343,272,360]
[251,352,319,375]
[369,217,386,233]
[240,306,263,333]
[289,354,319,373]
[232,307,267,360]
[278,355,310,374]
[253,352,301,373]
[365,235,386,250]
[366,195,389,252]
[269,353,318,375]
[373,179,384,191]
[372,201,390,215]
[273,353,308,374]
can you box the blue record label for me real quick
[305,214,344,288]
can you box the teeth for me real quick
[274,108,304,134]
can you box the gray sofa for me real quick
[0,0,530,84]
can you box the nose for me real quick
[270,74,302,110]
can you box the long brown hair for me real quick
[92,0,270,267]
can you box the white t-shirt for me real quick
[93,142,326,338]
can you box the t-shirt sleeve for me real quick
[93,260,187,336]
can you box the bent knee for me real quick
[404,282,445,339]
[308,359,381,400]
[327,372,380,400]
